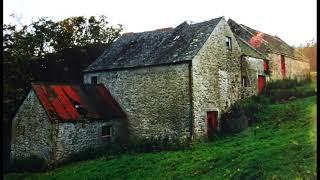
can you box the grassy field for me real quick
[5,96,317,179]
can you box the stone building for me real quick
[10,83,127,166]
[227,19,310,81]
[11,16,310,166]
[83,16,280,140]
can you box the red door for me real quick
[280,55,286,76]
[258,75,266,94]
[206,111,218,138]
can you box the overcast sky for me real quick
[3,0,317,46]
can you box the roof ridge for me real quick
[238,24,255,36]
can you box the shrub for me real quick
[127,136,191,153]
[56,136,191,168]
[220,95,271,134]
[265,77,316,103]
[10,155,47,172]
[266,76,311,90]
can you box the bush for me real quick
[265,77,316,103]
[220,95,271,134]
[10,155,47,172]
[220,77,315,134]
[266,76,311,90]
[55,136,191,168]
[60,143,128,166]
[127,136,191,153]
[267,88,316,103]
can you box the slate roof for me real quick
[235,35,268,60]
[84,17,223,72]
[227,19,299,59]
[32,83,126,121]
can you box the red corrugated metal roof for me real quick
[32,83,126,121]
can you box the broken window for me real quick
[91,76,98,84]
[226,36,232,50]
[101,125,112,137]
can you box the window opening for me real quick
[226,36,232,50]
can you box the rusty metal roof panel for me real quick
[31,83,126,121]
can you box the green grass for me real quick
[5,96,317,179]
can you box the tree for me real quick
[295,38,317,72]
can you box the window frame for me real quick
[91,76,98,84]
[101,125,112,138]
[226,36,232,50]
[241,76,250,87]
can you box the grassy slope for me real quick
[5,96,317,179]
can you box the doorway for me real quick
[206,111,218,138]
[258,75,266,95]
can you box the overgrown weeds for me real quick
[51,136,192,170]
[10,155,47,172]
[265,77,316,103]
[220,77,316,134]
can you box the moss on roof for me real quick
[235,36,267,59]
[228,19,300,60]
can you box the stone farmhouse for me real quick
[11,16,310,166]
[10,83,127,166]
[83,16,310,140]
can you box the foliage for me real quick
[294,38,317,72]
[5,96,316,179]
[127,136,191,153]
[220,95,270,133]
[265,78,316,103]
[50,136,191,169]
[10,155,47,172]
[266,76,311,90]
[220,78,316,133]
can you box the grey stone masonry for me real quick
[84,63,193,141]
[54,120,125,163]
[241,56,266,97]
[11,89,128,166]
[10,90,55,165]
[191,17,243,138]
[268,53,310,81]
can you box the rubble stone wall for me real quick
[84,63,192,141]
[10,90,54,165]
[191,18,243,138]
[269,53,310,81]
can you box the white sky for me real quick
[3,0,317,46]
